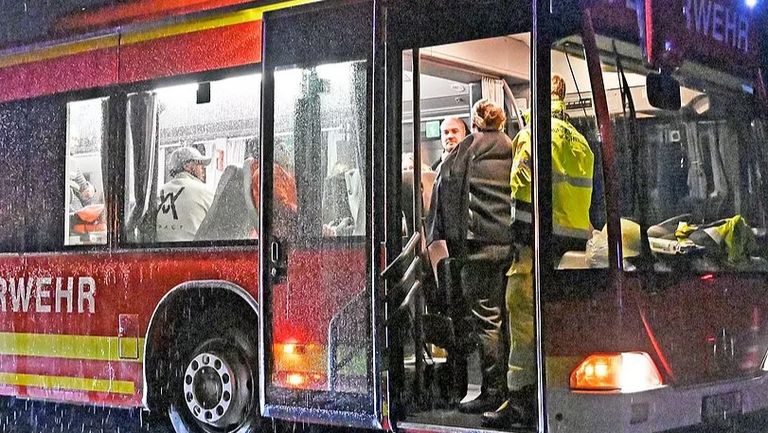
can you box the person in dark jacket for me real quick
[427,99,514,413]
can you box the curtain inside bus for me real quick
[124,92,159,243]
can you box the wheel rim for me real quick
[182,349,251,429]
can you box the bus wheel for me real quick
[169,321,259,433]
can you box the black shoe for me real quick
[458,392,504,414]
[481,389,536,427]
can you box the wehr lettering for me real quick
[685,0,749,52]
[0,276,96,313]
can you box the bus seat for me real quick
[323,172,354,228]
[343,168,365,236]
[557,251,589,269]
[195,165,250,242]
[401,170,438,235]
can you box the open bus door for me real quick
[381,0,551,431]
[258,0,386,428]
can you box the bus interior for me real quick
[394,29,768,430]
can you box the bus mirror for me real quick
[646,72,681,111]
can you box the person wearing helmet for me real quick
[156,147,214,242]
[483,75,595,427]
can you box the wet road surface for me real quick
[3,396,768,433]
[0,397,173,433]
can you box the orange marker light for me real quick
[280,343,306,355]
[286,373,306,387]
[570,352,663,392]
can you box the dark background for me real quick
[0,0,117,46]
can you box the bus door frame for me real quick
[380,1,554,430]
[531,0,551,429]
[258,0,388,429]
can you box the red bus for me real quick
[0,0,766,432]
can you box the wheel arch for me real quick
[141,279,259,411]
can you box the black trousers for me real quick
[453,243,511,396]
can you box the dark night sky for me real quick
[0,0,116,47]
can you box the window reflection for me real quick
[269,60,370,398]
[273,61,368,239]
[123,74,261,244]
[65,97,108,246]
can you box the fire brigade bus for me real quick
[0,0,766,432]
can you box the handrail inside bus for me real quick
[381,231,420,279]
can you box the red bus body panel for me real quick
[119,20,262,83]
[0,47,119,103]
[0,249,259,407]
[57,0,254,32]
[589,0,761,75]
[0,16,263,103]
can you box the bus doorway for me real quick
[382,2,543,431]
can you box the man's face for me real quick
[186,161,207,182]
[440,118,466,154]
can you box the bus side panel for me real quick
[268,247,367,391]
[0,47,118,103]
[543,280,651,387]
[0,248,258,407]
[544,274,768,389]
[639,274,768,384]
[119,20,262,84]
[272,248,366,344]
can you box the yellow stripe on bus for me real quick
[122,0,321,45]
[0,372,135,395]
[0,0,321,68]
[0,332,144,363]
[0,35,119,68]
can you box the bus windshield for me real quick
[558,35,768,273]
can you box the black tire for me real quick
[166,303,261,433]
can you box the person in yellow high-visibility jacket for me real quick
[483,74,594,427]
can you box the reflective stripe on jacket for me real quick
[510,99,594,239]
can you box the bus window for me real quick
[630,79,768,273]
[547,38,608,270]
[268,61,369,398]
[272,63,367,239]
[122,74,261,244]
[65,97,109,246]
[564,35,768,274]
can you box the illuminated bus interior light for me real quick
[570,352,664,392]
